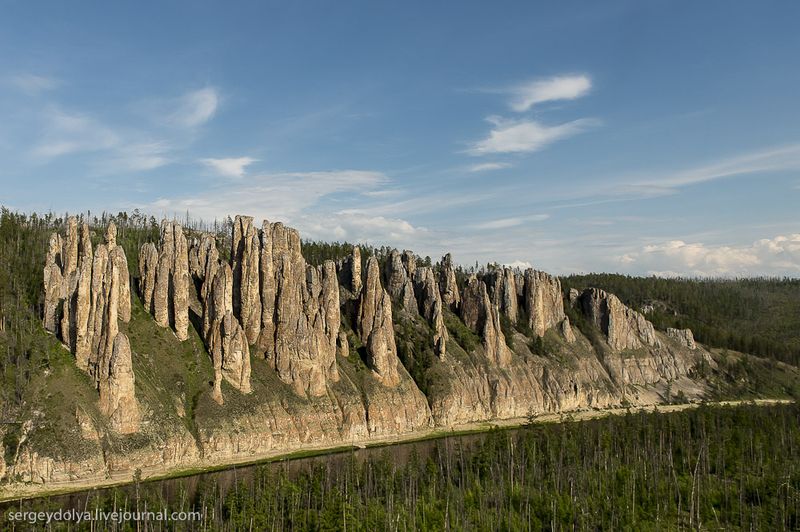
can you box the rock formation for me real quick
[523,269,565,337]
[560,317,576,344]
[461,276,511,365]
[246,221,342,397]
[413,266,448,358]
[232,216,262,344]
[439,253,460,310]
[580,288,659,351]
[667,328,697,350]
[42,217,139,433]
[139,221,189,341]
[487,267,519,323]
[385,249,418,314]
[203,262,252,403]
[358,257,401,386]
[337,246,362,300]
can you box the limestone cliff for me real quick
[23,212,734,490]
[358,257,402,386]
[42,218,139,433]
[523,269,565,337]
[139,221,189,341]
[461,275,511,366]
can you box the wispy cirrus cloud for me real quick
[7,73,60,93]
[467,162,512,172]
[170,87,219,127]
[470,213,549,230]
[200,156,258,178]
[509,74,592,112]
[469,116,595,155]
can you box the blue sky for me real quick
[1,0,799,276]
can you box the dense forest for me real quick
[4,403,798,530]
[563,274,800,366]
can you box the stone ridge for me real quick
[43,218,139,433]
[31,212,721,487]
[138,221,190,341]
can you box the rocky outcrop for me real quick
[42,218,139,433]
[251,221,341,397]
[358,257,401,386]
[139,221,189,341]
[667,328,697,350]
[98,333,141,434]
[523,269,565,337]
[385,249,418,314]
[203,263,252,403]
[337,246,362,301]
[232,216,262,345]
[413,266,449,358]
[461,276,511,365]
[439,253,460,310]
[560,317,576,344]
[580,288,659,351]
[487,267,519,323]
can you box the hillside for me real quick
[0,207,798,496]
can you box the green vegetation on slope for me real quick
[563,274,800,366]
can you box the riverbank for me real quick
[0,398,792,503]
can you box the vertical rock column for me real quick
[139,220,189,341]
[231,215,262,345]
[43,218,140,433]
[358,257,401,386]
[439,253,461,311]
[460,275,511,365]
[413,266,449,358]
[523,269,565,337]
[261,222,340,396]
[204,263,252,404]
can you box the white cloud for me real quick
[504,260,533,270]
[510,74,592,112]
[468,162,511,172]
[469,116,595,155]
[619,234,800,277]
[146,170,389,222]
[8,73,60,93]
[171,87,219,127]
[637,143,800,189]
[471,214,549,230]
[31,108,119,158]
[200,157,257,178]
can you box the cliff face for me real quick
[42,218,140,434]
[19,212,725,488]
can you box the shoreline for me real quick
[0,398,792,503]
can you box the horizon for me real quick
[1,1,799,276]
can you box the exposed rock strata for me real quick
[523,269,565,337]
[358,257,401,386]
[580,288,659,351]
[385,249,418,314]
[461,276,511,365]
[667,328,697,350]
[203,263,252,403]
[42,218,139,433]
[413,266,448,358]
[439,253,461,310]
[139,221,189,341]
